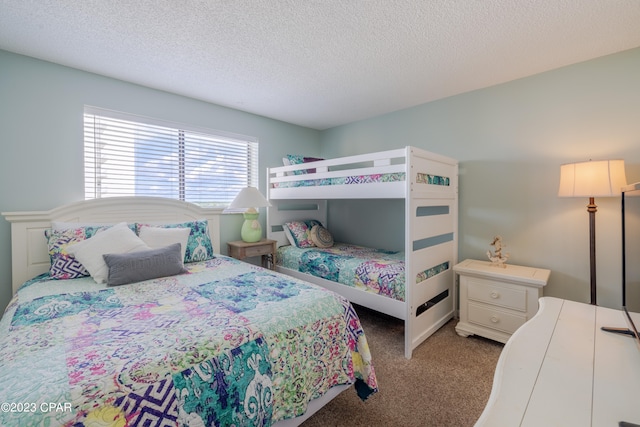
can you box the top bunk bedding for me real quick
[267,146,457,200]
[271,172,406,189]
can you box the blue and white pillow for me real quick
[45,225,110,280]
[136,220,214,263]
[283,155,324,175]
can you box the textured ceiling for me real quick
[1,0,640,130]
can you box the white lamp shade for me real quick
[558,160,627,198]
[228,187,271,209]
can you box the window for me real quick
[84,107,258,208]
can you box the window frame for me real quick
[83,106,259,208]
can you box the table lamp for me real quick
[228,187,271,243]
[558,159,626,305]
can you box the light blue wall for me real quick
[0,50,320,312]
[2,47,639,313]
[320,47,640,309]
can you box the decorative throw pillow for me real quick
[283,155,324,175]
[283,220,322,248]
[45,225,110,279]
[136,220,214,263]
[67,222,150,284]
[138,225,190,263]
[103,243,187,286]
[309,225,334,248]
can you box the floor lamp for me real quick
[558,159,626,305]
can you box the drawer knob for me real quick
[490,291,500,299]
[490,316,500,323]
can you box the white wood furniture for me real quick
[2,197,223,296]
[2,196,223,295]
[267,146,459,359]
[454,259,550,343]
[477,297,640,426]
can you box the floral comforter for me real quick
[0,256,377,426]
[277,243,406,301]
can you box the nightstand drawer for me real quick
[227,239,277,271]
[468,303,527,334]
[467,278,527,312]
[244,244,273,257]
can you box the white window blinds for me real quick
[84,107,258,207]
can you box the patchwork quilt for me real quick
[277,243,406,301]
[0,256,377,426]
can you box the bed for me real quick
[267,146,458,359]
[0,197,377,426]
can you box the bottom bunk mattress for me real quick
[0,256,377,426]
[277,243,406,301]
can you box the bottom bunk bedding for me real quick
[277,243,406,301]
[0,256,377,426]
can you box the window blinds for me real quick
[84,107,258,207]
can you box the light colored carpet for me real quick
[302,305,504,427]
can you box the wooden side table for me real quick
[227,239,277,270]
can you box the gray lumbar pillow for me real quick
[103,243,187,286]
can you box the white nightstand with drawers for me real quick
[454,259,550,343]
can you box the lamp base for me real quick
[240,211,262,243]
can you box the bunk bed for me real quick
[267,146,458,359]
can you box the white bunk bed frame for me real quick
[267,146,459,359]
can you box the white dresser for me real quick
[476,297,640,426]
[454,259,550,343]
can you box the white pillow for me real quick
[283,226,296,247]
[67,222,150,284]
[138,225,190,262]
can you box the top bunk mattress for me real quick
[267,146,457,200]
[277,243,406,301]
[271,172,406,189]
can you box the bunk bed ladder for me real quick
[404,146,458,359]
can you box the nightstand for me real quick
[454,259,550,343]
[227,239,277,270]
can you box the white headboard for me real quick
[2,197,221,295]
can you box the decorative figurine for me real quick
[487,235,509,268]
